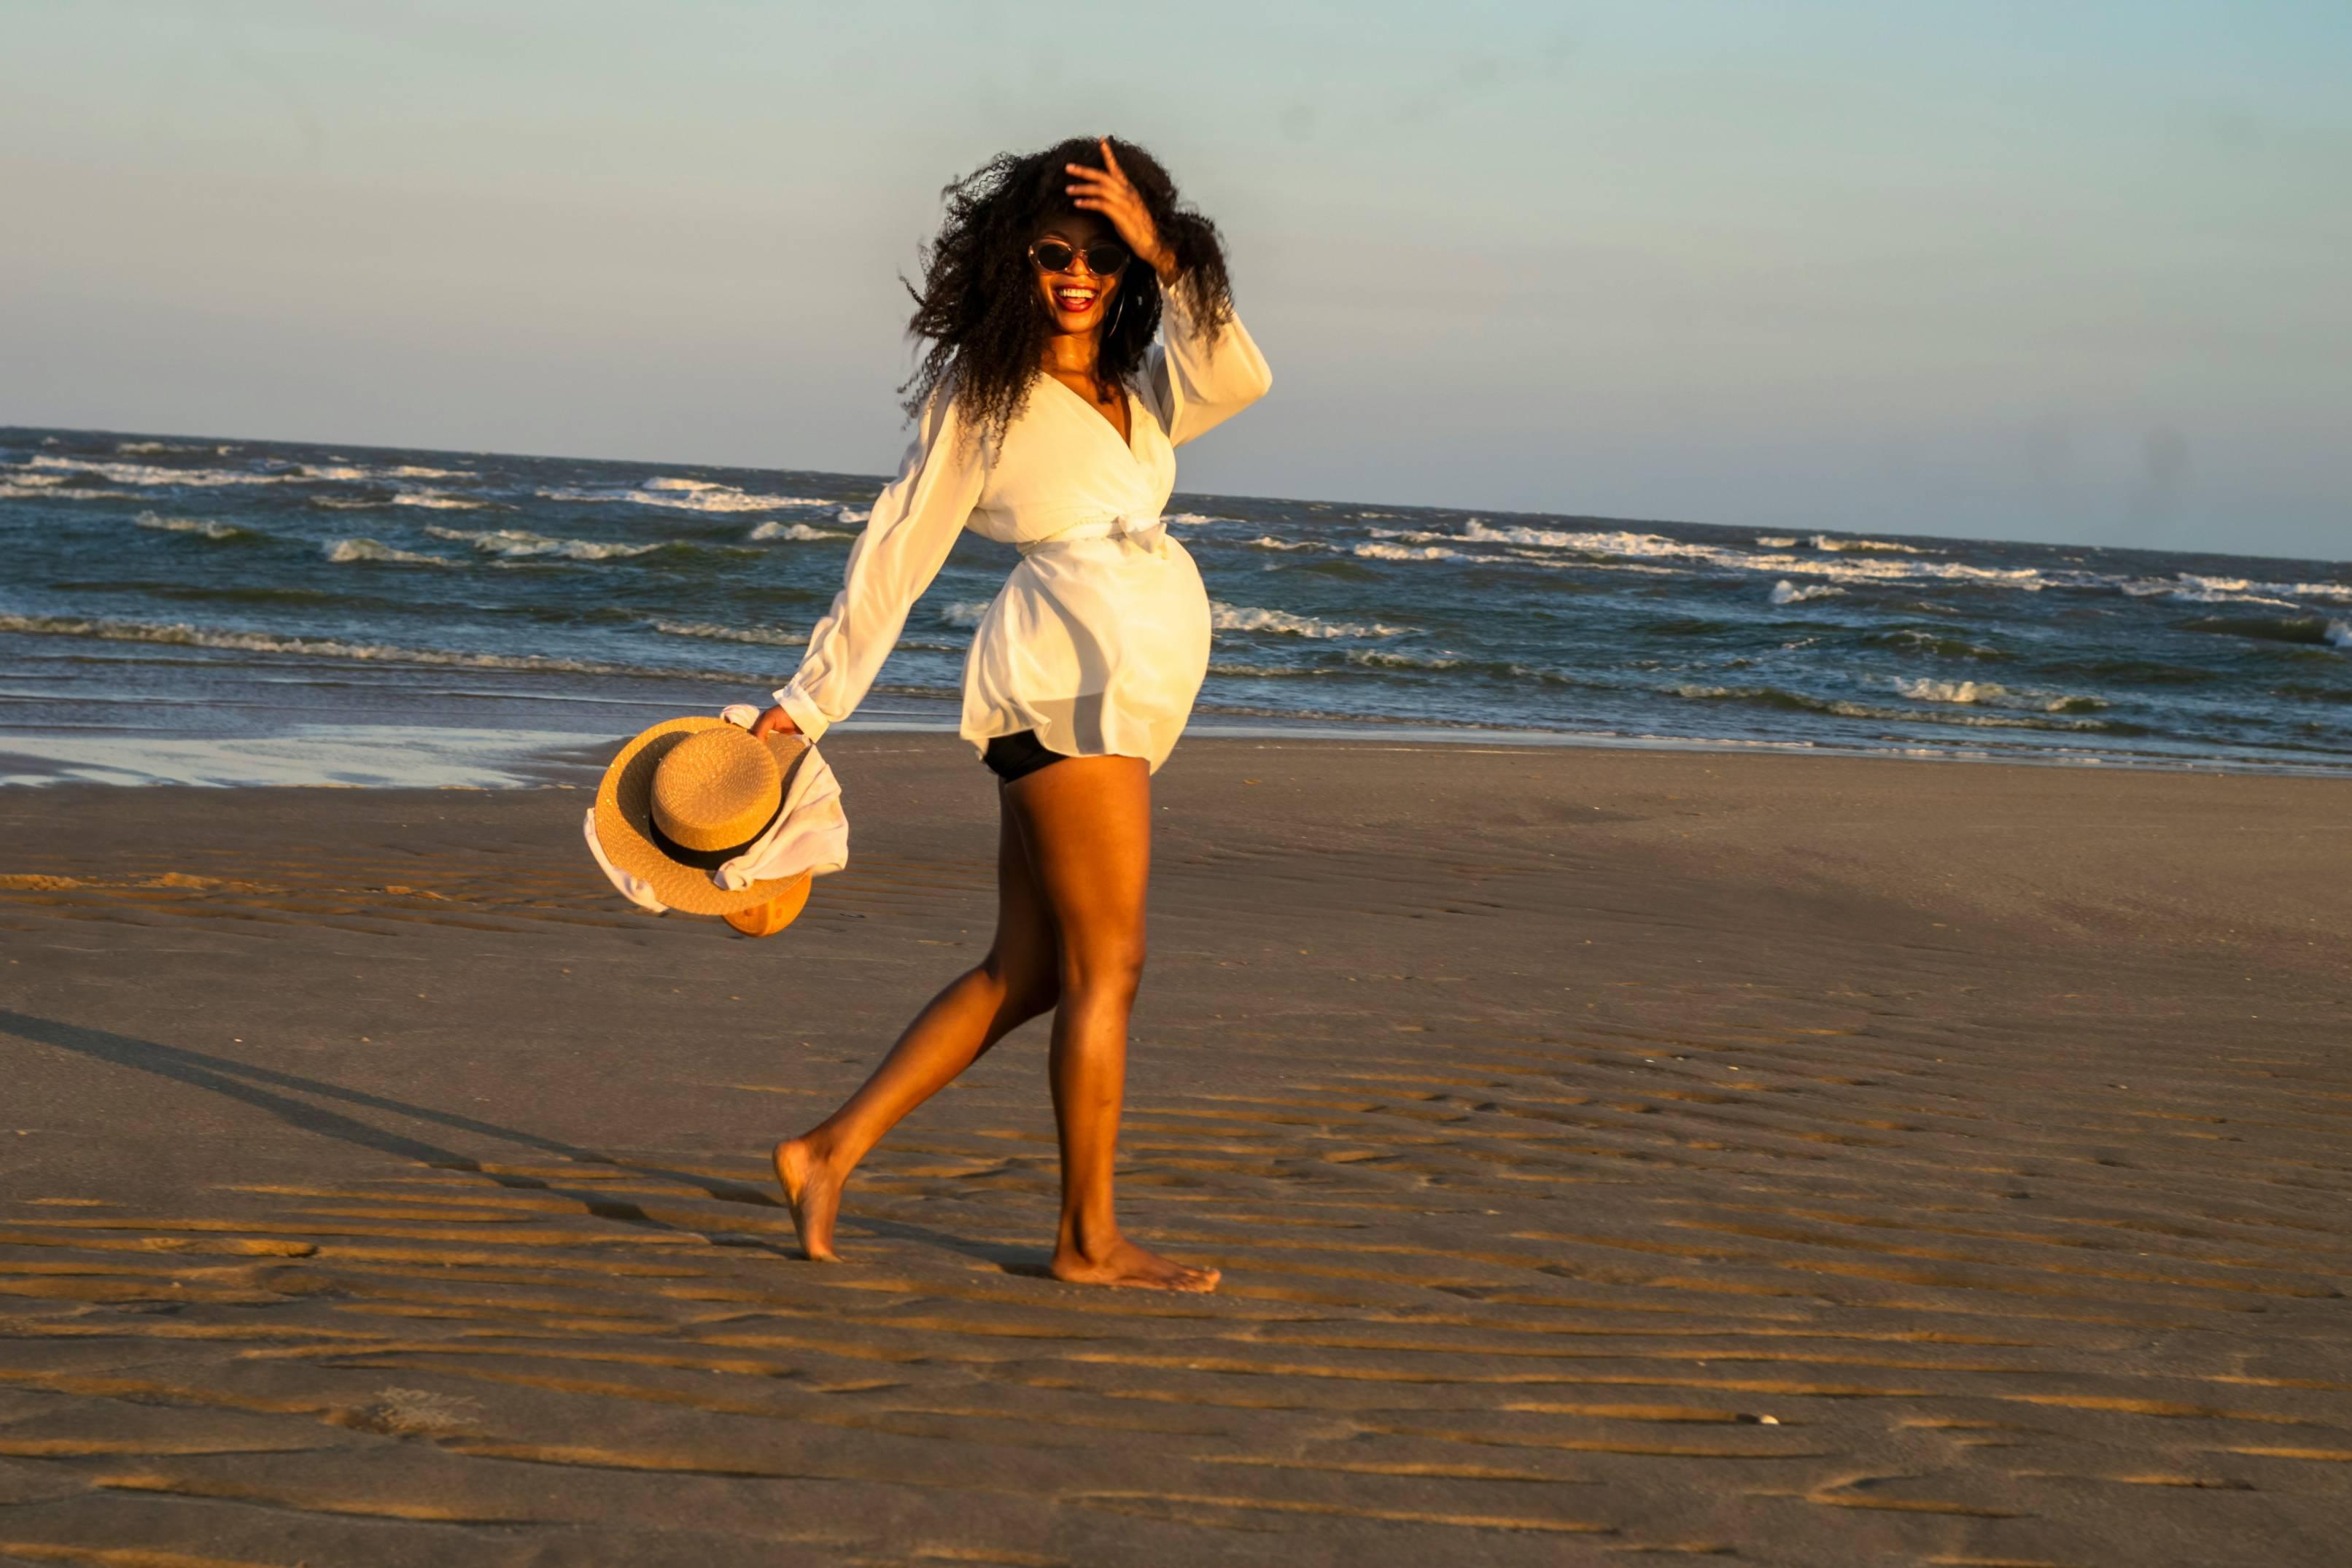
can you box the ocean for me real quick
[4,424,2348,787]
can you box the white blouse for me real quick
[774,284,1273,772]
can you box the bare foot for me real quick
[1051,1235,1220,1293]
[772,1136,843,1262]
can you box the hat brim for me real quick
[594,717,815,917]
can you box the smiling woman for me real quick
[748,136,1272,1294]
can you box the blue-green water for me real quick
[4,424,2348,785]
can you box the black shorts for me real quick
[982,730,1068,784]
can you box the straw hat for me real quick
[594,716,815,920]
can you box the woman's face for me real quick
[1031,211,1122,338]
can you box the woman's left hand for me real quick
[1066,138,1178,284]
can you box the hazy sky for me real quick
[4,1,2346,558]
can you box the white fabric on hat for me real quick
[582,705,850,915]
[710,705,848,890]
[582,806,667,913]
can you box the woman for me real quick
[752,136,1271,1292]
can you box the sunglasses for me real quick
[1028,238,1133,276]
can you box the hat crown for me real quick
[649,726,782,852]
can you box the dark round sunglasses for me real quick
[1028,238,1133,276]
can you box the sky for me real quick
[4,1,2347,559]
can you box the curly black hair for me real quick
[899,136,1236,451]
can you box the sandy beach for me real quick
[2,735,2348,1565]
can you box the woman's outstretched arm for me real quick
[765,392,985,740]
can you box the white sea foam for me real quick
[424,524,662,562]
[1,481,135,500]
[651,620,807,648]
[1211,601,1403,639]
[0,612,705,678]
[324,537,453,566]
[748,520,847,543]
[2119,571,2321,608]
[136,513,251,542]
[837,505,873,524]
[10,473,66,487]
[1246,535,1327,552]
[1165,511,1233,527]
[23,454,284,488]
[939,600,993,629]
[389,492,485,511]
[1354,541,1470,563]
[1894,677,2105,713]
[2328,620,2352,651]
[1346,648,1462,671]
[1755,535,1798,548]
[537,479,828,514]
[1895,678,2003,705]
[1812,534,1929,554]
[384,465,473,480]
[1771,581,1845,605]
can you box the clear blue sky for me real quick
[4,1,2346,557]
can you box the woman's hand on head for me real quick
[750,705,800,739]
[1065,138,1178,284]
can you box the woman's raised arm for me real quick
[1149,284,1273,448]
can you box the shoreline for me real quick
[7,708,2352,789]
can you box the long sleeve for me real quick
[1149,282,1273,447]
[775,392,985,742]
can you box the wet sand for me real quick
[1,735,2348,1566]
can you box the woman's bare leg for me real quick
[774,791,1058,1260]
[1006,756,1219,1293]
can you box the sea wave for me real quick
[1245,535,1327,552]
[1892,677,2105,713]
[384,465,473,480]
[135,513,254,543]
[748,520,849,543]
[837,505,872,524]
[939,600,993,629]
[651,619,807,648]
[116,440,228,456]
[1771,581,1844,605]
[537,478,828,514]
[1354,541,1471,563]
[1346,648,1463,671]
[1812,534,1929,554]
[1211,601,1404,639]
[1755,535,1798,548]
[22,455,284,488]
[2329,620,2352,651]
[324,537,454,567]
[0,612,715,680]
[424,524,663,562]
[389,492,486,511]
[1,481,136,500]
[1672,682,2114,731]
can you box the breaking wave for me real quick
[0,612,716,679]
[1211,601,1404,639]
[938,600,993,629]
[537,478,829,514]
[323,537,453,567]
[748,520,848,543]
[424,525,664,562]
[651,620,808,648]
[1771,581,1844,605]
[136,513,255,543]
